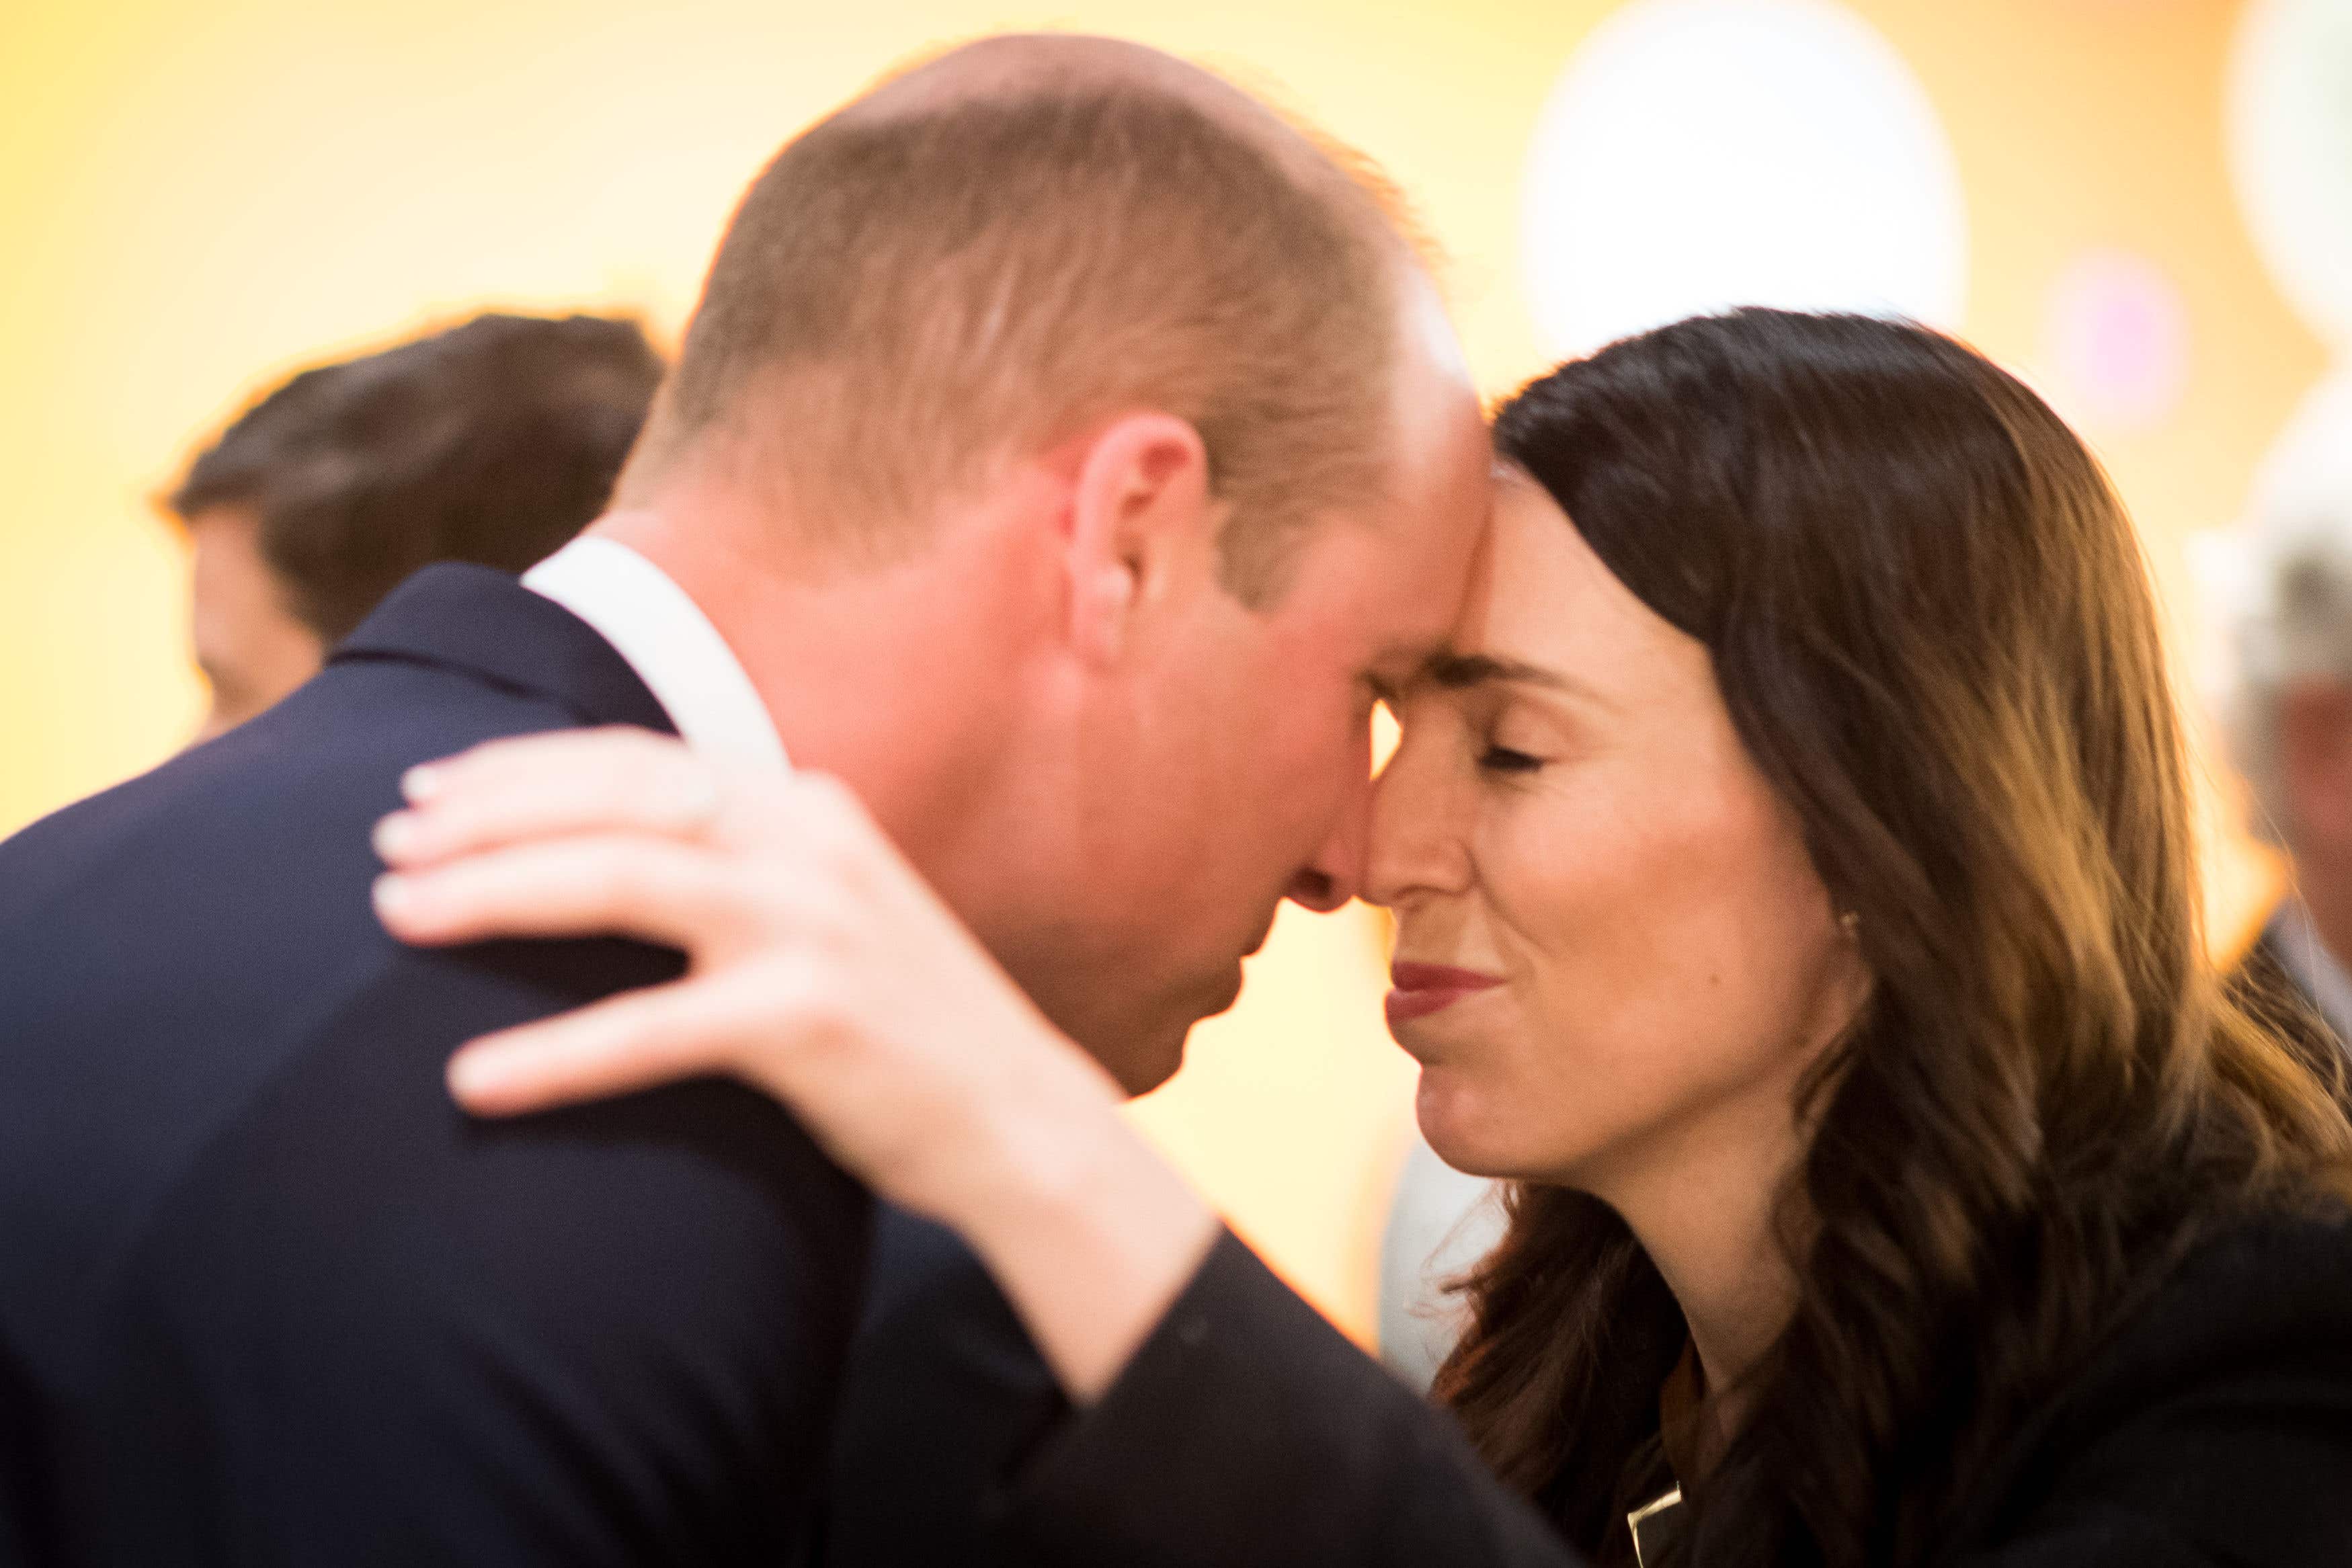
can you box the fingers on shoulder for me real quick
[380,834,753,950]
[415,725,685,796]
[389,729,736,865]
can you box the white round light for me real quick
[2229,0,2352,348]
[2189,372,2352,644]
[2248,370,2352,542]
[1522,0,1968,358]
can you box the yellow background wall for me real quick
[0,0,2324,1342]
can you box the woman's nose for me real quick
[1362,730,1469,909]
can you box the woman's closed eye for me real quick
[1476,742,1546,776]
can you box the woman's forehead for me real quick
[1473,481,1678,643]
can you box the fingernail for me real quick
[372,812,417,862]
[401,765,442,804]
[446,1046,510,1104]
[372,872,417,922]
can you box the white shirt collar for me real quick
[522,536,789,772]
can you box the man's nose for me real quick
[1284,768,1373,914]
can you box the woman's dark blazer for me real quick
[994,1207,2352,1567]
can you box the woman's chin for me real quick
[1414,1074,1521,1180]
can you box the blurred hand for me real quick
[371,727,1215,1398]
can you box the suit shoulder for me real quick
[140,945,871,1305]
[0,653,581,923]
[0,663,614,1306]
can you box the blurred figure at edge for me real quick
[165,312,665,739]
[2217,381,2352,1083]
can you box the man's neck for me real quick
[577,499,1050,899]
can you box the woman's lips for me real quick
[1385,961,1502,1025]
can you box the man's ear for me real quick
[2280,682,2352,851]
[1064,412,1215,667]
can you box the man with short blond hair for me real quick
[560,34,1486,1092]
[623,41,1410,600]
[0,35,1488,1563]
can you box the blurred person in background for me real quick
[0,34,1488,1567]
[2220,383,2352,1068]
[387,312,2352,1568]
[165,311,665,740]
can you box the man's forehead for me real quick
[1295,499,1483,681]
[1377,347,1486,499]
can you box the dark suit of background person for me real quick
[959,1206,2352,1568]
[0,564,868,1567]
[2229,915,2352,1115]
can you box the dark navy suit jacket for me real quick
[819,1208,1063,1565]
[0,565,870,1567]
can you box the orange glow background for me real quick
[0,0,2319,1343]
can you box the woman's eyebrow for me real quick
[1422,651,1618,714]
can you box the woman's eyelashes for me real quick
[1475,741,1546,776]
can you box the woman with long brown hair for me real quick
[375,309,2352,1566]
[1413,309,2352,1565]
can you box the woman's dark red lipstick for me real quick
[1385,962,1503,1024]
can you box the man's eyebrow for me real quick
[1366,638,1451,690]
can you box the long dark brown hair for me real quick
[1433,311,2352,1568]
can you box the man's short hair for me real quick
[632,75,1408,602]
[169,313,667,641]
